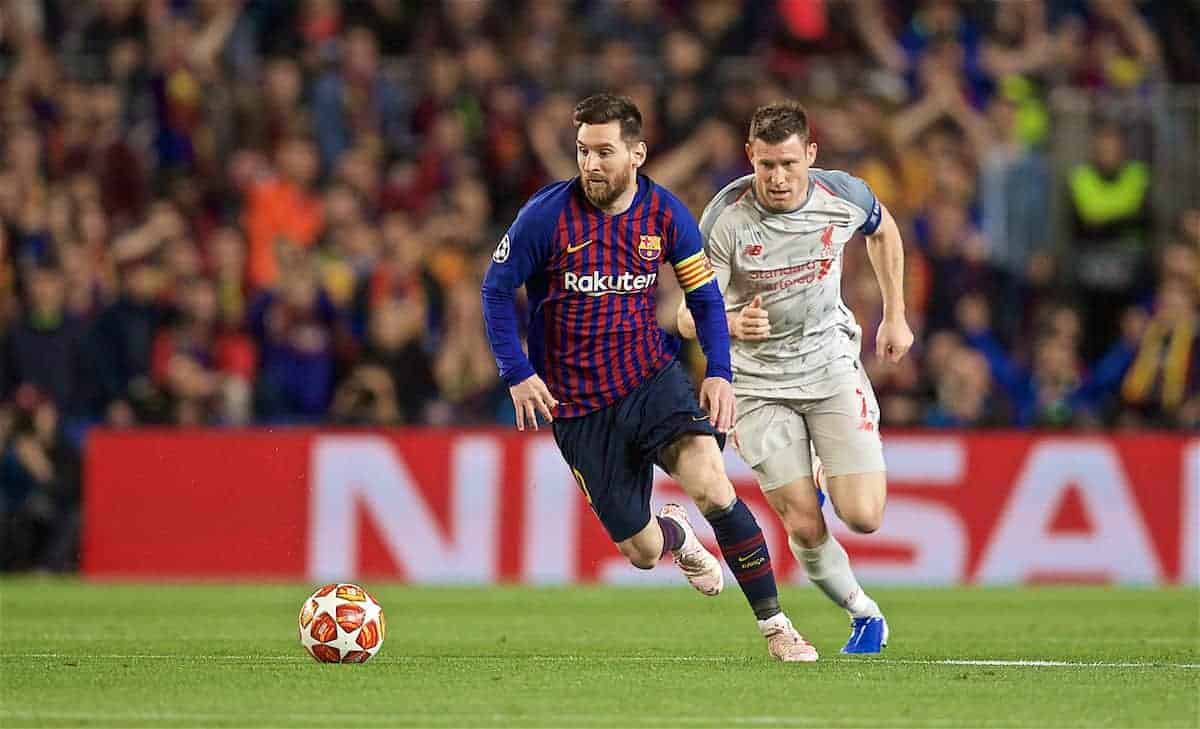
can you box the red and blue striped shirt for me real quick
[482,174,731,418]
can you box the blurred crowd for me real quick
[1,0,1199,569]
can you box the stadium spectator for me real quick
[977,94,1051,286]
[1118,278,1198,428]
[91,204,178,424]
[150,275,255,425]
[0,384,80,572]
[242,135,324,290]
[924,345,1006,428]
[919,200,998,335]
[238,56,309,156]
[207,224,250,330]
[249,251,339,421]
[433,270,506,424]
[1,260,92,417]
[1068,122,1153,358]
[311,25,410,171]
[1056,0,1163,92]
[331,294,435,426]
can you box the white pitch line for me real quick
[0,711,1076,728]
[5,653,1199,668]
[868,658,1200,669]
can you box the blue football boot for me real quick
[841,615,889,654]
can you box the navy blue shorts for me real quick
[551,360,726,543]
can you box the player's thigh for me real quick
[659,433,733,513]
[635,361,732,512]
[803,371,886,481]
[804,371,887,531]
[552,412,654,545]
[639,361,727,458]
[732,395,814,493]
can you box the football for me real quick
[298,583,386,663]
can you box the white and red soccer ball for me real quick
[298,583,386,663]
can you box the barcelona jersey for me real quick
[482,174,726,417]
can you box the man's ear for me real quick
[807,141,818,165]
[631,140,647,168]
[745,143,754,164]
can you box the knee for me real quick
[836,505,883,534]
[692,482,732,516]
[617,542,659,570]
[777,504,826,548]
[670,445,732,513]
[787,517,828,548]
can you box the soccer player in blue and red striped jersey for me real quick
[481,94,817,661]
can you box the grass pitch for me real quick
[0,579,1196,728]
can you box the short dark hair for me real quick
[573,94,643,142]
[748,101,810,144]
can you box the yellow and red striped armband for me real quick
[673,251,716,293]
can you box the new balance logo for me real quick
[562,271,657,296]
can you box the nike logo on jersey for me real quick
[566,239,595,254]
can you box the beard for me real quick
[583,167,632,209]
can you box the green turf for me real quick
[0,580,1196,728]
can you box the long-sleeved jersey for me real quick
[483,174,731,417]
[699,170,882,398]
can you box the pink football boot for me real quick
[659,503,724,596]
[758,613,819,662]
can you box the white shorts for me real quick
[732,369,885,491]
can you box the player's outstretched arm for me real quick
[481,203,555,430]
[865,204,914,363]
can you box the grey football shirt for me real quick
[698,170,883,398]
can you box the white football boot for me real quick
[658,503,723,596]
[758,613,819,662]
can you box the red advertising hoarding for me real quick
[83,430,1199,585]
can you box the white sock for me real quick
[791,533,880,619]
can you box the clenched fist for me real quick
[876,315,914,363]
[731,295,770,341]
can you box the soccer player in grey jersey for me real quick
[679,101,913,655]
